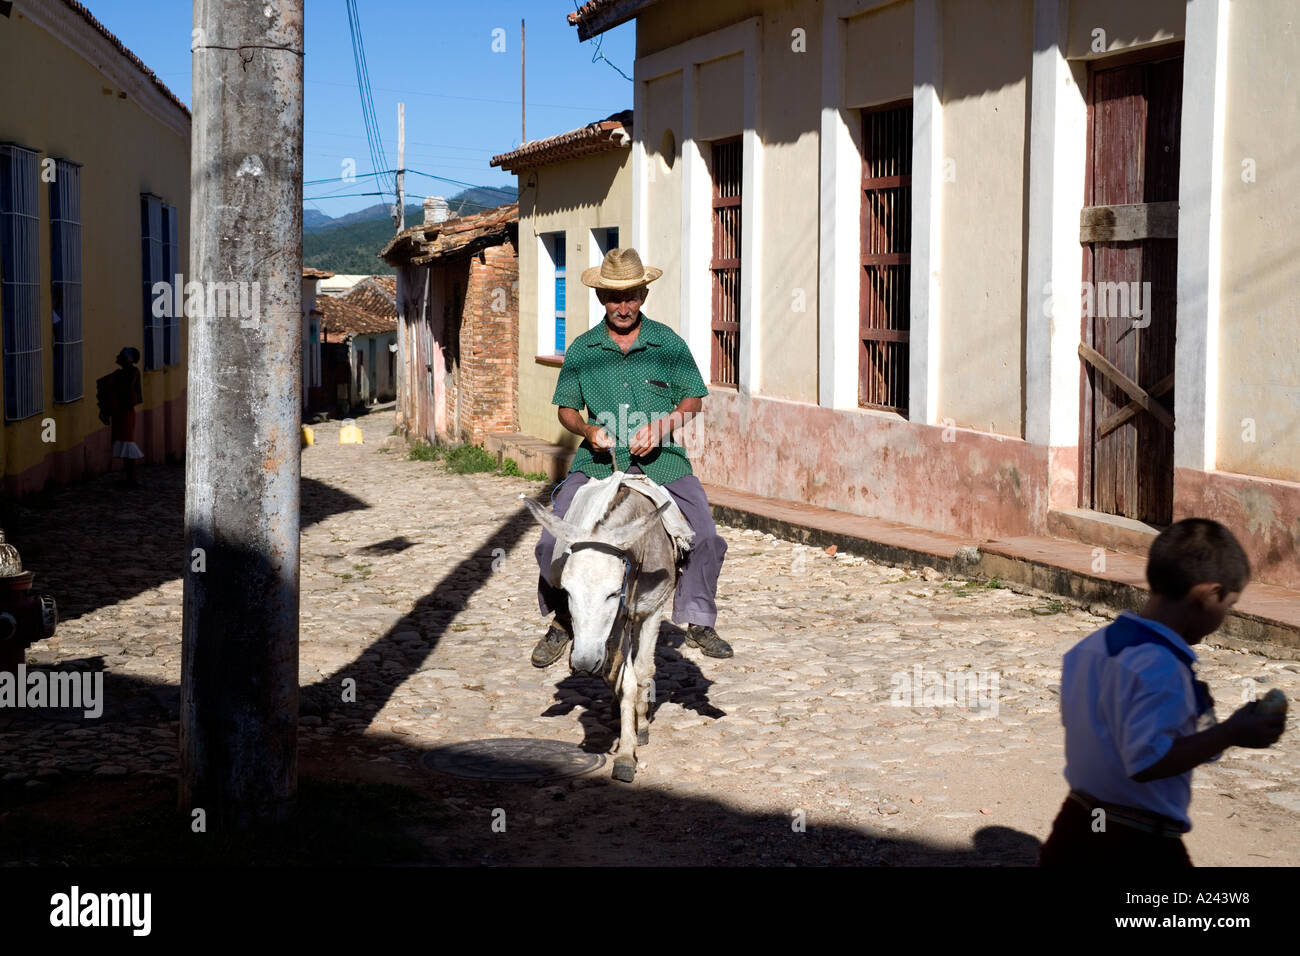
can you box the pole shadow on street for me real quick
[1,488,1043,864]
[2,465,369,623]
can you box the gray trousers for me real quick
[535,467,727,627]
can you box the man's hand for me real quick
[1223,700,1286,749]
[586,424,615,451]
[558,407,614,451]
[628,418,664,457]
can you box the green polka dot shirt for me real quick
[551,315,709,484]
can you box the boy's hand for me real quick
[1224,701,1286,748]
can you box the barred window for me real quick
[859,104,912,414]
[140,194,165,370]
[163,202,180,366]
[1,143,43,421]
[51,159,83,403]
[710,137,742,387]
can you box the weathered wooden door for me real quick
[1081,51,1182,525]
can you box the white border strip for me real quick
[908,0,942,424]
[1025,0,1086,448]
[1174,0,1228,472]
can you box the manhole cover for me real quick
[421,738,606,782]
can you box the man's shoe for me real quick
[531,621,572,668]
[685,624,733,658]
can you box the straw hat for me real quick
[580,247,663,290]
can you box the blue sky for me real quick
[86,0,634,218]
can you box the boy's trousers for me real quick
[1038,791,1192,867]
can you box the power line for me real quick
[344,0,393,201]
[574,0,634,82]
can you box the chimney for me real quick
[423,195,450,225]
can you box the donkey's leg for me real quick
[612,659,639,782]
[634,610,664,746]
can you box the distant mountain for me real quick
[302,185,518,276]
[305,203,422,235]
[303,208,333,231]
[447,186,517,217]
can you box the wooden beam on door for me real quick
[1080,201,1179,242]
[1078,342,1176,432]
[1096,371,1174,438]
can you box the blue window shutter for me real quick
[554,233,566,353]
[140,194,164,370]
[1,144,43,421]
[51,159,83,403]
[162,203,180,366]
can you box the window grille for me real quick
[140,194,164,370]
[859,104,913,414]
[163,202,180,366]
[1,144,43,421]
[710,137,742,387]
[51,159,83,403]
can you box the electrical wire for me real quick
[573,0,634,82]
[344,0,393,201]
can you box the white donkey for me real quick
[525,475,690,782]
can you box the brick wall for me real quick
[459,240,519,446]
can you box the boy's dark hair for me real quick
[1146,518,1250,598]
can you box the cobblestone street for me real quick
[4,407,1298,865]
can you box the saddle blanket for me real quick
[548,471,694,581]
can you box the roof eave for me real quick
[490,131,630,174]
[570,0,661,41]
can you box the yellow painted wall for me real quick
[1216,0,1300,480]
[696,53,745,141]
[0,10,189,482]
[844,1,913,108]
[752,0,821,403]
[1066,0,1184,59]
[638,0,774,56]
[515,148,633,445]
[936,0,1031,437]
[643,69,685,333]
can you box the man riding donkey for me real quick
[531,247,733,668]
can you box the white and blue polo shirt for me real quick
[1060,611,1214,831]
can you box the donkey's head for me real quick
[525,498,669,676]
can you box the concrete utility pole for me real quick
[182,0,305,828]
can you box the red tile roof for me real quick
[303,267,335,279]
[491,111,632,173]
[380,203,518,267]
[56,0,190,118]
[317,296,396,340]
[339,275,397,319]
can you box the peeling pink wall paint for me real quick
[692,390,1051,540]
[1175,467,1300,591]
[689,389,1300,591]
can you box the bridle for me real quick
[568,534,646,681]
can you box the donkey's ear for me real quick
[601,502,671,553]
[524,497,582,542]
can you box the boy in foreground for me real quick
[1039,518,1286,866]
